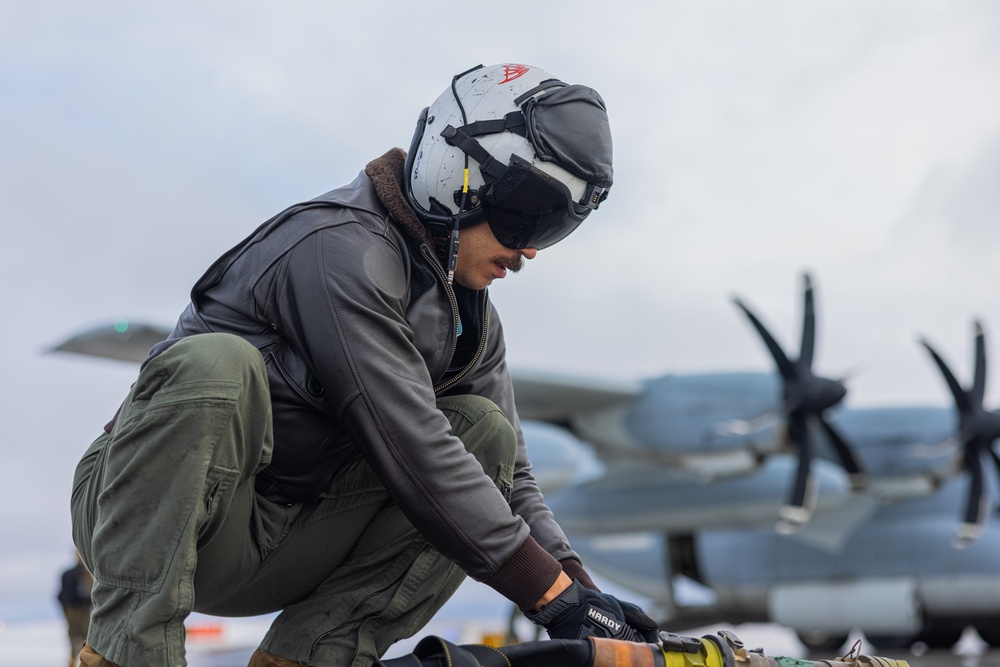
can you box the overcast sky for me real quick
[2,0,999,626]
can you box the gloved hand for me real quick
[524,579,650,642]
[610,596,660,643]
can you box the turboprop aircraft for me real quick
[52,274,1000,652]
[514,275,1000,652]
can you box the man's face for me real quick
[453,222,538,290]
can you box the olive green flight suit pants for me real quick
[71,333,517,666]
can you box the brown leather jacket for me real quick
[148,149,574,608]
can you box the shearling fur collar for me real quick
[365,148,432,245]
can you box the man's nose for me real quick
[520,247,538,260]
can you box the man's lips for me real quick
[491,254,525,279]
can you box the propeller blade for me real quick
[733,298,797,381]
[786,417,813,508]
[972,321,987,407]
[958,444,987,535]
[799,274,816,370]
[923,322,1000,546]
[817,416,866,487]
[954,522,982,549]
[920,338,972,414]
[987,446,1000,525]
[954,442,993,548]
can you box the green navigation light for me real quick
[114,319,129,333]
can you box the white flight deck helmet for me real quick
[403,64,613,278]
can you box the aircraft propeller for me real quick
[733,274,866,533]
[920,322,1000,547]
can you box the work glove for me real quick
[524,579,651,642]
[561,559,661,643]
[611,596,660,643]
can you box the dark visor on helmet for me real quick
[479,155,603,250]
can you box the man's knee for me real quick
[162,334,266,385]
[437,395,517,486]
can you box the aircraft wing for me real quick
[50,321,173,364]
[510,369,643,422]
[49,324,645,424]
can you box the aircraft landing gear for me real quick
[976,623,1000,648]
[915,623,964,650]
[864,634,915,651]
[796,630,848,653]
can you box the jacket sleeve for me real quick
[280,222,562,607]
[441,302,579,564]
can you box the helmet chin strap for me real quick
[402,110,468,286]
[446,69,475,286]
[445,217,460,285]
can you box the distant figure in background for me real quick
[57,552,93,667]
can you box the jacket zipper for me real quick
[436,301,489,394]
[420,245,490,394]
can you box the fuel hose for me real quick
[375,629,910,667]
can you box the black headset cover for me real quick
[522,85,613,189]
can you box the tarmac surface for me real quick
[900,652,1000,666]
[811,650,1000,666]
[187,646,1000,666]
[178,633,1000,667]
[5,618,997,666]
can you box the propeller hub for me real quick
[967,409,1000,447]
[787,377,847,415]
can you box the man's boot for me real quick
[78,643,120,667]
[248,648,304,666]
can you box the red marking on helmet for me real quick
[499,64,530,84]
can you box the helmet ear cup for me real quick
[402,108,487,232]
